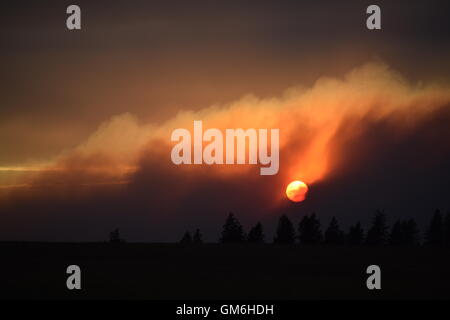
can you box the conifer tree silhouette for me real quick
[389,220,404,246]
[274,215,296,244]
[180,231,192,244]
[324,216,345,245]
[348,221,364,245]
[247,222,264,243]
[404,218,420,246]
[445,212,450,247]
[389,218,420,246]
[193,228,203,244]
[425,209,444,246]
[220,212,245,243]
[365,210,388,246]
[109,228,124,243]
[298,213,323,244]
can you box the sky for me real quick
[0,0,450,241]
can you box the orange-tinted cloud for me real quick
[1,62,450,241]
[4,62,449,188]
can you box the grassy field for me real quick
[1,242,449,299]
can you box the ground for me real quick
[1,242,449,299]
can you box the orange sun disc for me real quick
[286,180,309,202]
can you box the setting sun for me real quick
[286,180,309,202]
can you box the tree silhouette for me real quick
[247,222,264,243]
[324,216,345,245]
[180,231,192,244]
[365,210,388,246]
[274,215,296,244]
[109,228,125,243]
[298,213,323,244]
[389,218,420,246]
[403,218,420,246]
[193,228,203,244]
[445,212,450,247]
[425,209,444,246]
[348,221,364,245]
[220,213,245,243]
[389,220,404,246]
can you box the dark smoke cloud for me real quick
[1,64,450,241]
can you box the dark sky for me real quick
[0,0,449,241]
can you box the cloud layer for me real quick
[1,62,450,241]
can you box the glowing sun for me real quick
[286,180,309,202]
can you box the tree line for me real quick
[178,209,450,247]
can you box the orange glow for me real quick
[286,180,308,202]
[2,63,450,197]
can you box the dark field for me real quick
[1,242,449,300]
